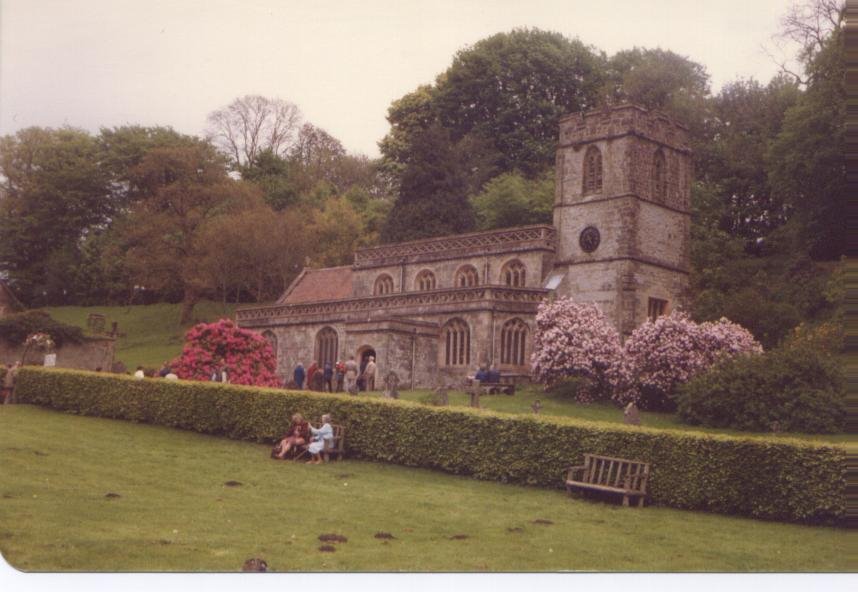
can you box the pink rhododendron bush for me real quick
[530,299,762,410]
[172,319,279,387]
[531,298,624,401]
[620,313,762,410]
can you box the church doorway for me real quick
[356,346,376,391]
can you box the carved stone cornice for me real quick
[353,225,556,269]
[236,286,548,327]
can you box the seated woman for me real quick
[273,413,310,459]
[306,414,334,464]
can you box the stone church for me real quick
[236,104,691,387]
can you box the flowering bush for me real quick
[620,313,762,410]
[171,319,279,387]
[530,298,624,401]
[25,332,56,350]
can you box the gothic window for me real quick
[500,318,528,366]
[582,146,603,195]
[500,260,526,287]
[374,274,394,295]
[415,269,436,291]
[442,318,470,367]
[647,298,668,322]
[653,149,667,202]
[454,265,480,288]
[315,327,338,366]
[262,330,278,358]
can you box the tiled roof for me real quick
[278,266,353,304]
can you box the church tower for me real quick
[551,104,691,337]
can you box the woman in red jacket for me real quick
[273,413,311,459]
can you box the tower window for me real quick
[582,146,603,195]
[653,149,667,202]
[647,298,668,322]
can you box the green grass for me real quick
[0,405,849,572]
[40,300,237,370]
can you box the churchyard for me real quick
[0,405,848,572]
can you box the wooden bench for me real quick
[465,377,516,396]
[564,454,650,507]
[296,424,346,463]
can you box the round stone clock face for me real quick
[579,226,601,253]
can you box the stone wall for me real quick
[0,337,116,371]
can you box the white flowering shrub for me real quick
[530,298,624,401]
[620,313,762,410]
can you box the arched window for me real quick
[582,146,603,195]
[262,330,278,358]
[442,318,470,366]
[500,260,527,287]
[653,149,667,202]
[500,318,528,366]
[315,327,338,366]
[454,265,479,288]
[415,269,436,291]
[374,274,394,295]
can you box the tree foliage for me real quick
[470,171,554,230]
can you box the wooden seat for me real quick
[564,454,650,507]
[296,424,345,462]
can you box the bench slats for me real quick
[564,453,650,506]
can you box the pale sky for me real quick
[0,0,799,157]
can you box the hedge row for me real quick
[14,367,847,525]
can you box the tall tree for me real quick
[381,124,483,243]
[0,127,111,305]
[206,95,302,167]
[470,171,554,230]
[121,143,261,322]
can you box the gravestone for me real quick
[623,402,641,426]
[531,400,543,414]
[383,371,400,399]
[430,385,449,406]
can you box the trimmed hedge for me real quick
[14,367,847,525]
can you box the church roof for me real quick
[278,266,353,304]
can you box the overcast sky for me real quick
[0,0,799,157]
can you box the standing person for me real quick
[344,356,359,395]
[293,363,305,389]
[323,361,333,392]
[334,361,345,393]
[211,361,228,383]
[362,356,377,391]
[2,362,20,405]
[306,361,319,391]
[158,362,171,378]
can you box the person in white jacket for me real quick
[306,414,334,464]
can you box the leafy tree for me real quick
[470,171,554,230]
[381,124,484,243]
[206,95,302,167]
[0,127,111,305]
[240,149,304,211]
[120,144,262,323]
[378,85,436,178]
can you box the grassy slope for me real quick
[0,406,848,572]
[41,301,237,370]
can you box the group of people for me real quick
[473,364,502,383]
[271,412,334,464]
[134,361,179,380]
[2,361,20,404]
[290,355,376,394]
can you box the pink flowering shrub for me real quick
[620,313,762,410]
[530,298,624,401]
[171,319,279,387]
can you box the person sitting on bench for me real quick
[474,366,489,383]
[306,414,334,464]
[486,364,501,383]
[273,413,310,459]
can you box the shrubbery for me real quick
[13,367,847,525]
[171,319,279,387]
[0,310,84,346]
[677,341,845,434]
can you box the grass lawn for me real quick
[0,405,848,572]
[41,301,237,370]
